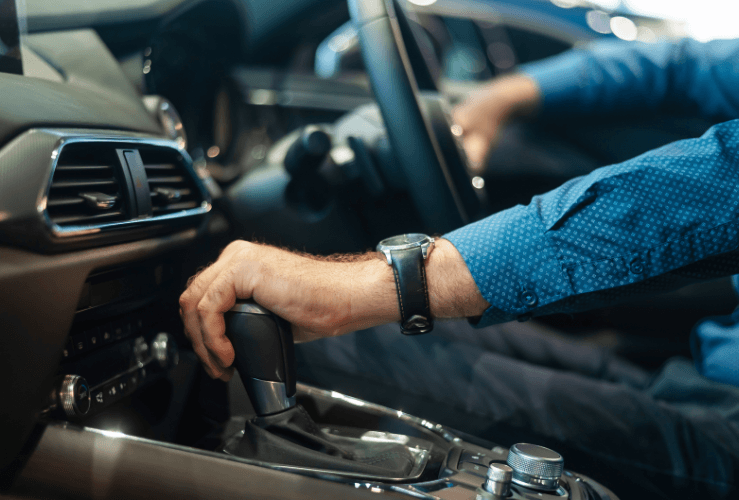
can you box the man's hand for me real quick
[452,73,541,169]
[179,239,489,380]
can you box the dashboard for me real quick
[0,1,686,498]
[0,0,368,493]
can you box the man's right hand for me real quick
[452,73,541,169]
[178,239,489,381]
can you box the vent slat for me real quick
[150,188,192,197]
[50,179,117,189]
[47,196,85,208]
[55,165,113,172]
[141,147,205,217]
[51,210,125,225]
[146,176,185,184]
[144,163,177,170]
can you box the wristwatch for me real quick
[376,234,435,335]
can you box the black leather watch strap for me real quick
[389,246,433,335]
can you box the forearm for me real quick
[521,38,739,122]
[446,119,739,326]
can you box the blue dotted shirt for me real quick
[445,38,739,386]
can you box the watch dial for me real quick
[381,233,428,248]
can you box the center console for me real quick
[26,292,619,500]
[214,300,619,500]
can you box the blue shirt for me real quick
[445,38,739,387]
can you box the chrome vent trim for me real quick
[141,148,203,217]
[39,131,211,238]
[46,144,129,228]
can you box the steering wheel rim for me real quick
[348,0,477,233]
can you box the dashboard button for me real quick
[71,333,87,354]
[61,338,74,361]
[116,376,128,394]
[92,389,106,409]
[105,382,120,401]
[113,323,124,340]
[86,328,101,349]
[100,325,114,344]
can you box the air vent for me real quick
[46,144,129,228]
[140,148,205,216]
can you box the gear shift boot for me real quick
[223,299,429,479]
[232,405,421,476]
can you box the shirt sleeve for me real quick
[518,38,739,122]
[445,119,739,326]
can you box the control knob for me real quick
[57,375,91,418]
[506,443,563,491]
[151,333,179,369]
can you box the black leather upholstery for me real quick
[234,405,419,477]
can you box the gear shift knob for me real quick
[224,300,296,416]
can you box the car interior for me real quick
[0,0,733,499]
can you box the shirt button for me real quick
[520,289,538,307]
[630,258,645,275]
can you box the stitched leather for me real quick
[390,246,433,335]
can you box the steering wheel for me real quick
[348,0,480,233]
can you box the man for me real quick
[180,38,739,498]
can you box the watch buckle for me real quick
[401,314,433,335]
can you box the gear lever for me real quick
[224,299,296,416]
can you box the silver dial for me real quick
[506,443,564,491]
[59,374,91,418]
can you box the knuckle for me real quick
[179,292,192,310]
[225,240,246,254]
[196,299,212,315]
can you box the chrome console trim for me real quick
[41,384,455,498]
[297,384,458,442]
[44,421,436,499]
[222,428,430,482]
[34,128,211,238]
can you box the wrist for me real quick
[345,255,399,333]
[427,239,490,319]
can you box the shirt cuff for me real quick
[444,203,572,327]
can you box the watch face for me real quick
[379,233,429,249]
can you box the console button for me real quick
[100,325,114,345]
[116,376,128,394]
[92,389,106,409]
[105,382,121,401]
[61,339,74,361]
[113,323,125,340]
[460,450,492,467]
[57,375,91,418]
[86,328,101,350]
[507,443,564,492]
[71,333,87,354]
[458,462,488,477]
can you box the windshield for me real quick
[0,0,23,74]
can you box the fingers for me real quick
[463,133,491,168]
[196,267,246,373]
[180,241,245,378]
